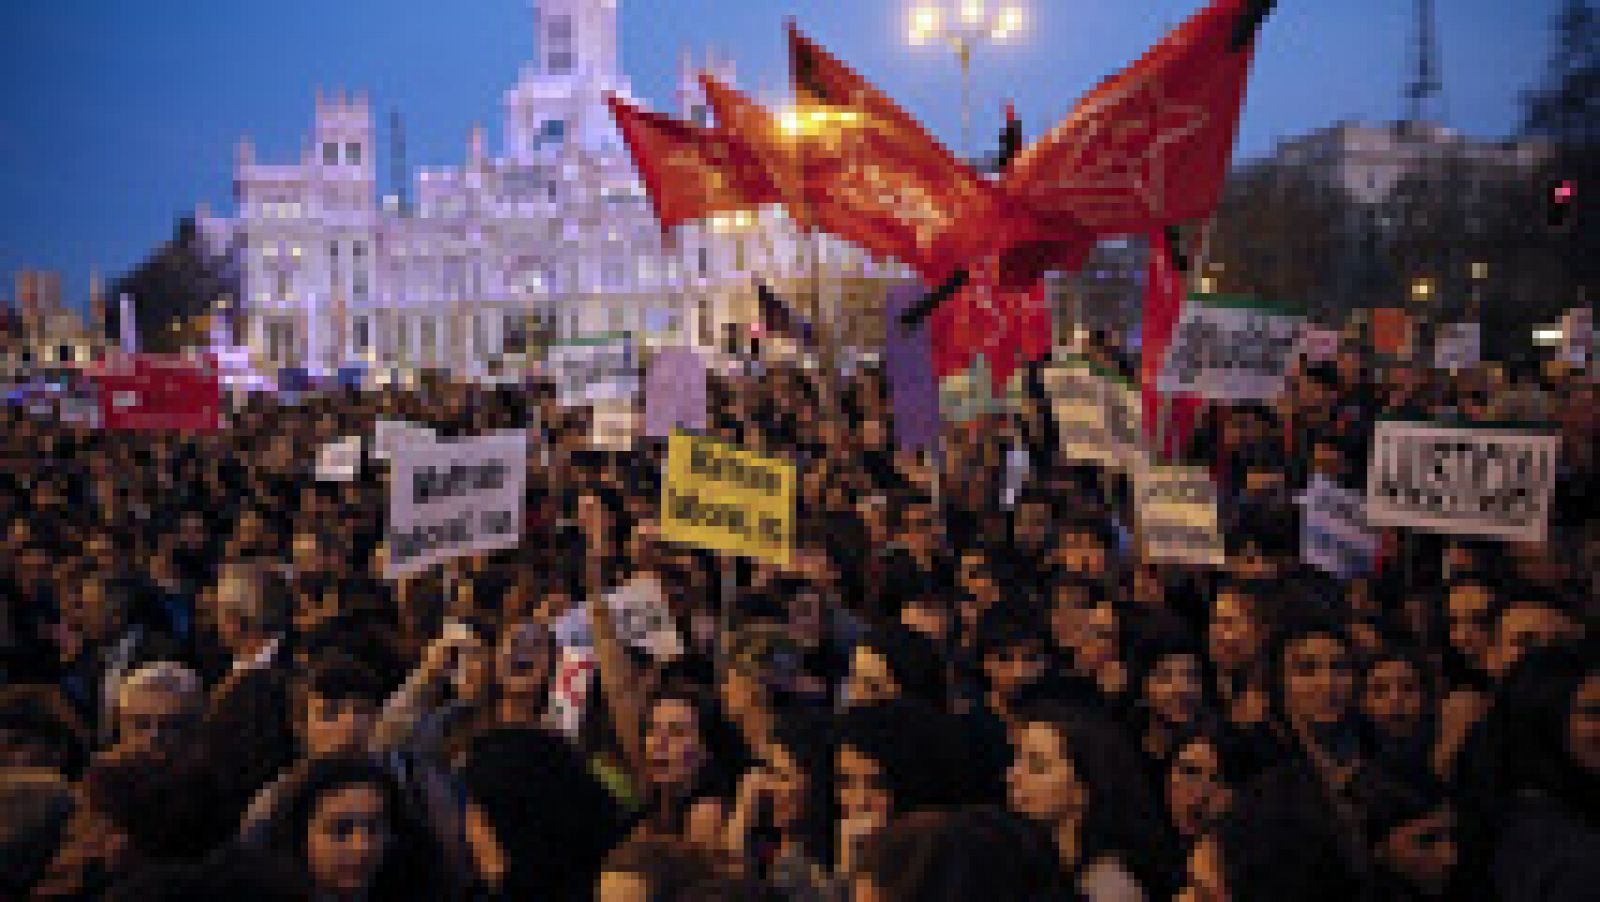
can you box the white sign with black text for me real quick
[1158,302,1304,402]
[548,336,638,407]
[385,430,526,579]
[1135,465,1226,567]
[1298,476,1378,579]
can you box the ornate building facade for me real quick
[202,0,905,380]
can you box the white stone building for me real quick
[201,0,904,381]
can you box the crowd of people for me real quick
[0,326,1595,901]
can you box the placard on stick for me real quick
[659,432,795,566]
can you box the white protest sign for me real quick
[590,400,639,451]
[1158,300,1304,402]
[544,647,596,740]
[1296,326,1342,363]
[1135,465,1226,567]
[385,430,526,579]
[1298,477,1378,579]
[373,419,434,461]
[1433,323,1481,372]
[1364,421,1560,543]
[548,335,638,407]
[316,436,362,482]
[551,575,682,661]
[1043,360,1146,471]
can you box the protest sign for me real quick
[1157,299,1304,402]
[373,419,434,461]
[88,354,222,432]
[590,400,639,451]
[644,347,707,438]
[885,284,942,453]
[545,647,596,739]
[1370,308,1414,359]
[939,356,1014,424]
[1298,477,1378,579]
[1365,420,1560,543]
[550,575,683,661]
[547,334,637,407]
[385,430,526,579]
[316,436,362,482]
[1043,359,1146,471]
[1296,326,1342,363]
[660,432,795,565]
[1135,465,1226,567]
[1433,323,1480,372]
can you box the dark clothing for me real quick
[1492,791,1600,902]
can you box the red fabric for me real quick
[605,94,779,233]
[1004,0,1256,238]
[1142,233,1199,457]
[786,22,1008,285]
[697,75,813,230]
[89,354,221,432]
[930,255,1054,391]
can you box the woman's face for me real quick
[305,783,390,897]
[1145,653,1205,726]
[1208,591,1263,671]
[1282,634,1356,729]
[845,647,901,708]
[1569,673,1600,776]
[1167,739,1229,839]
[836,744,892,828]
[644,698,706,792]
[766,743,809,832]
[1007,722,1086,826]
[1361,658,1426,738]
[1378,809,1457,897]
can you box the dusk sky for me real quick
[0,0,1566,309]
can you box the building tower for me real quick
[1405,0,1444,123]
[533,0,620,81]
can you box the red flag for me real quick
[1005,0,1257,238]
[931,254,1054,390]
[605,94,779,233]
[697,74,813,229]
[1142,233,1199,457]
[787,22,1009,284]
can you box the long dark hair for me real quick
[642,686,744,836]
[263,756,457,902]
[1013,703,1180,896]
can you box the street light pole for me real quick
[959,40,973,160]
[909,2,1026,162]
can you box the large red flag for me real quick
[1142,233,1199,458]
[605,94,779,233]
[697,74,813,230]
[1005,0,1258,238]
[930,254,1054,390]
[786,22,1010,284]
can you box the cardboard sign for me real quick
[89,355,222,432]
[544,647,596,740]
[1157,300,1304,402]
[590,400,639,451]
[1433,323,1481,372]
[548,335,638,407]
[317,437,362,482]
[373,419,434,461]
[385,431,527,579]
[1365,421,1560,543]
[1135,465,1226,567]
[660,432,795,565]
[551,575,684,661]
[1043,359,1145,471]
[644,347,707,438]
[1298,476,1378,579]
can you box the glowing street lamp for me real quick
[1410,277,1435,304]
[907,1,1028,157]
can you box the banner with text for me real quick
[1157,300,1304,402]
[548,335,638,407]
[1135,465,1226,567]
[551,574,683,662]
[1043,359,1146,471]
[373,419,435,461]
[89,355,222,432]
[385,430,527,579]
[1298,476,1378,579]
[1364,420,1560,543]
[660,432,795,565]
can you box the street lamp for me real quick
[1410,277,1435,305]
[908,1,1027,158]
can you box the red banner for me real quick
[89,354,222,432]
[605,94,779,233]
[931,255,1054,390]
[1005,0,1257,238]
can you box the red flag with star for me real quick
[787,21,1008,284]
[1004,0,1257,238]
[605,94,780,233]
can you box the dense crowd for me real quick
[0,329,1595,901]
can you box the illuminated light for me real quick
[1471,261,1488,281]
[961,0,986,26]
[1555,180,1574,202]
[1532,327,1564,346]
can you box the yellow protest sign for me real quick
[660,432,795,565]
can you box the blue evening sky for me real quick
[0,0,1564,308]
